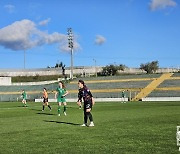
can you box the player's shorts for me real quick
[84,98,92,110]
[57,97,66,103]
[43,98,48,103]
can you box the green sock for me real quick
[58,106,61,114]
[64,106,66,112]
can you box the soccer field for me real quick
[0,101,179,153]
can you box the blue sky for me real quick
[0,0,179,69]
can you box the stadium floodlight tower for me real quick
[67,28,74,79]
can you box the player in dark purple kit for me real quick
[77,80,95,127]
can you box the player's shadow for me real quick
[30,108,42,112]
[44,120,81,126]
[37,112,55,116]
[17,106,28,108]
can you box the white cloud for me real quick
[0,20,37,50]
[149,0,177,11]
[4,4,15,13]
[95,35,106,45]
[0,19,80,52]
[38,18,51,26]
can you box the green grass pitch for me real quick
[0,101,179,153]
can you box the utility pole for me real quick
[67,28,74,79]
[93,59,97,77]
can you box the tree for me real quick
[55,62,63,68]
[62,64,66,76]
[140,61,159,74]
[101,64,127,76]
[47,62,66,77]
[118,64,126,71]
[101,65,118,76]
[56,62,66,76]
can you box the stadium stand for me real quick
[0,73,180,101]
[0,83,58,101]
[149,75,180,97]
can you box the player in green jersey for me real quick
[21,90,27,107]
[121,90,126,103]
[55,81,69,116]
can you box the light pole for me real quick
[93,59,97,77]
[67,28,74,79]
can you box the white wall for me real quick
[0,67,179,77]
[142,97,180,101]
[0,68,62,77]
[0,77,11,85]
[35,97,180,102]
[35,98,128,102]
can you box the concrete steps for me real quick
[132,73,173,101]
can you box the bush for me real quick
[101,65,118,76]
[100,64,127,76]
[140,61,159,74]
